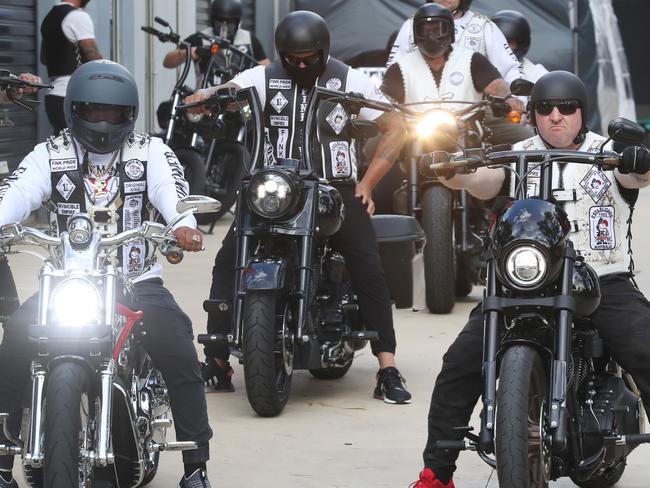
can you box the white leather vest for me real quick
[512,132,632,276]
[457,12,489,55]
[397,46,481,110]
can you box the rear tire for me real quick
[242,292,292,417]
[496,345,550,488]
[174,148,206,196]
[43,362,89,488]
[421,185,456,314]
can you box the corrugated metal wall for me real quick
[0,0,37,174]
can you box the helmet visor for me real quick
[414,18,453,40]
[72,102,135,125]
[283,52,322,68]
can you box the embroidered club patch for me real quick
[580,165,611,204]
[270,115,289,127]
[57,202,80,216]
[56,174,76,201]
[124,181,146,193]
[449,71,464,86]
[326,78,342,90]
[467,23,483,34]
[589,206,616,250]
[124,159,145,180]
[270,91,289,113]
[464,37,481,52]
[325,103,348,135]
[51,158,78,172]
[276,128,289,159]
[269,78,292,90]
[330,141,351,178]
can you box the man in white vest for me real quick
[0,61,214,488]
[380,4,523,114]
[410,70,650,488]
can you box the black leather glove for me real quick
[619,146,650,174]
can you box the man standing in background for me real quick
[40,0,102,134]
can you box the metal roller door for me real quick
[0,0,37,175]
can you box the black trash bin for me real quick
[371,215,425,309]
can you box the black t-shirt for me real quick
[380,52,501,103]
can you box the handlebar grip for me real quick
[141,26,162,36]
[433,441,468,450]
[154,16,169,27]
[166,249,184,264]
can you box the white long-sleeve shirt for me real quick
[387,11,523,84]
[0,136,196,282]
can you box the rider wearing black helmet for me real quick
[410,70,650,488]
[491,9,548,83]
[381,4,522,115]
[0,60,214,488]
[163,0,270,86]
[186,11,413,405]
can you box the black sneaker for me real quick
[201,359,235,392]
[179,469,212,488]
[0,472,17,488]
[374,367,412,404]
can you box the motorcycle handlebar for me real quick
[141,25,182,46]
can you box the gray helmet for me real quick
[64,60,138,154]
[529,70,588,143]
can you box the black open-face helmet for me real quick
[210,0,242,40]
[413,3,455,58]
[427,0,473,14]
[491,10,531,61]
[275,10,330,86]
[64,60,138,154]
[529,70,589,144]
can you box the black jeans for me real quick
[423,274,650,474]
[206,185,397,359]
[0,279,212,470]
[45,94,66,135]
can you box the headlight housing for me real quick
[504,245,548,289]
[415,109,459,153]
[49,278,103,327]
[67,213,94,246]
[246,169,301,220]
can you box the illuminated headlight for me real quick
[416,110,457,139]
[49,278,102,327]
[505,246,547,288]
[246,170,300,219]
[186,111,204,123]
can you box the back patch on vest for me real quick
[589,206,616,250]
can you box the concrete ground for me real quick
[6,191,650,487]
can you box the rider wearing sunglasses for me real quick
[411,70,650,488]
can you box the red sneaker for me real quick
[410,468,455,488]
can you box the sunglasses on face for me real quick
[535,100,580,116]
[283,52,322,67]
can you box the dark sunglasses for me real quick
[283,52,322,67]
[535,100,580,116]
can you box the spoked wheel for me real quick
[242,292,293,417]
[43,362,94,488]
[496,345,550,488]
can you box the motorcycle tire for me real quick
[197,141,246,225]
[571,463,626,488]
[309,359,353,380]
[496,345,550,488]
[421,186,456,314]
[43,362,90,488]
[174,148,206,197]
[242,292,292,417]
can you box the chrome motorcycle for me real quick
[0,196,219,488]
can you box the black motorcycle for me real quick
[141,18,206,196]
[429,118,649,487]
[182,86,422,417]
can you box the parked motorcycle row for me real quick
[2,37,650,488]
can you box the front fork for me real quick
[480,244,576,454]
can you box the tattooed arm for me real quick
[355,111,407,215]
[78,38,103,62]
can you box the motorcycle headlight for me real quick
[505,245,548,288]
[49,278,103,327]
[416,110,457,139]
[67,213,93,246]
[246,169,301,220]
[186,111,204,123]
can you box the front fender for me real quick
[242,258,288,291]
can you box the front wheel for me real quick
[43,362,91,488]
[496,345,550,488]
[242,292,293,417]
[421,185,456,314]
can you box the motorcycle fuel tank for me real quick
[316,184,344,238]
